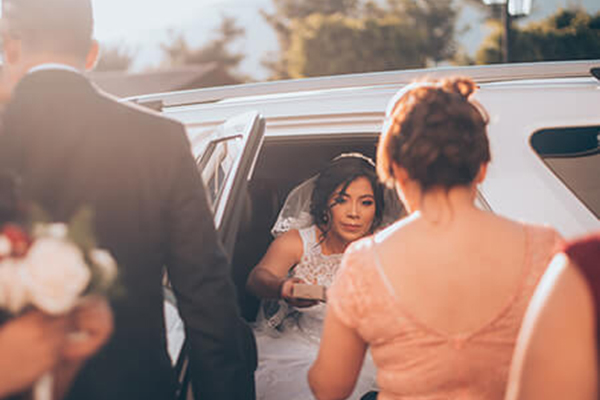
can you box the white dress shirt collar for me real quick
[27,63,81,75]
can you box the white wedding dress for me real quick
[253,225,377,400]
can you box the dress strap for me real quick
[298,226,319,258]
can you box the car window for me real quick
[197,136,243,209]
[531,127,600,219]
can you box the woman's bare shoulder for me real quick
[268,229,304,260]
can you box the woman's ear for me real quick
[475,163,488,184]
[390,163,412,211]
[391,164,409,190]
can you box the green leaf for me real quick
[67,206,98,252]
[28,203,52,225]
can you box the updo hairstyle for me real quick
[310,154,385,237]
[377,77,490,192]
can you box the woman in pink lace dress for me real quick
[309,77,563,400]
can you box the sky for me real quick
[92,0,217,41]
[88,0,600,79]
[91,0,273,77]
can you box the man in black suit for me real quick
[0,0,257,399]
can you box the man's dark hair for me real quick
[2,0,94,59]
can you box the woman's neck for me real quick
[319,229,349,255]
[410,185,479,225]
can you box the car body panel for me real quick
[130,62,600,239]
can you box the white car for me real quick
[129,59,600,398]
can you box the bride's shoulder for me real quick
[269,229,304,259]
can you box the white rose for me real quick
[22,238,91,315]
[89,249,118,289]
[33,223,68,240]
[0,260,29,313]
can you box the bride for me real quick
[246,153,402,400]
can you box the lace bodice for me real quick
[255,226,344,339]
[292,226,343,287]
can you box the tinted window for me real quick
[197,136,243,208]
[531,127,600,218]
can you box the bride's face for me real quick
[327,176,376,245]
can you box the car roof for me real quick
[127,60,600,109]
[127,61,599,141]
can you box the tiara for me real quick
[332,152,376,168]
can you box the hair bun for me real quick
[442,77,476,100]
[377,76,490,191]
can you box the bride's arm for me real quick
[246,230,304,300]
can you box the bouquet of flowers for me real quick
[0,208,118,318]
[0,189,118,400]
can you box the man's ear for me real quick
[2,33,22,65]
[84,39,99,71]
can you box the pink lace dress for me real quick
[254,226,377,400]
[328,224,562,400]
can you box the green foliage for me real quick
[266,0,360,20]
[476,8,600,64]
[262,0,361,79]
[265,0,457,79]
[66,206,97,253]
[161,15,246,74]
[409,0,458,64]
[95,45,135,72]
[287,14,426,77]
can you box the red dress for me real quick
[564,233,600,342]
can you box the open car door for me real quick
[163,111,265,400]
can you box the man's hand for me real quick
[0,311,69,397]
[281,278,319,308]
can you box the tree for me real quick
[286,13,426,78]
[264,0,458,79]
[161,15,246,77]
[476,8,600,64]
[407,0,458,64]
[95,44,135,72]
[262,0,361,79]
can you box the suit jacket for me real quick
[0,69,257,400]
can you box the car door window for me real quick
[197,136,244,208]
[531,126,600,219]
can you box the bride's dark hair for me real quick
[310,154,384,239]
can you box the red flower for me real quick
[1,224,32,257]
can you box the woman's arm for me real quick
[505,253,598,400]
[309,306,367,400]
[246,230,319,307]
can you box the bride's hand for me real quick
[281,278,319,308]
